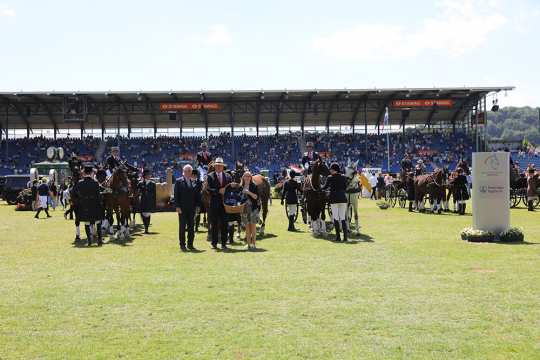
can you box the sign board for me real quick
[391,99,454,108]
[472,152,510,234]
[159,103,221,111]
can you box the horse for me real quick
[108,167,133,240]
[344,160,361,234]
[303,159,330,236]
[414,168,445,213]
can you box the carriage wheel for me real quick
[300,199,307,224]
[510,190,518,208]
[284,201,299,222]
[398,189,407,208]
[384,186,392,202]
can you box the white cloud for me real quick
[0,4,15,17]
[205,25,232,46]
[312,0,507,61]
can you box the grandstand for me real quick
[0,87,514,177]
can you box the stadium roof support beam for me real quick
[275,93,287,135]
[351,94,368,134]
[10,102,32,138]
[425,105,438,129]
[301,92,315,136]
[325,93,340,134]
[400,109,410,132]
[229,103,235,161]
[255,101,260,137]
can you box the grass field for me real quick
[0,199,539,359]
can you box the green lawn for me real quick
[0,199,539,359]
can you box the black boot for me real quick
[288,215,296,231]
[341,220,348,242]
[143,216,150,234]
[528,200,534,211]
[408,202,413,212]
[334,220,341,242]
[45,208,51,218]
[97,223,103,246]
[85,225,92,246]
[35,208,41,218]
[462,203,466,215]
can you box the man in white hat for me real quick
[206,157,232,251]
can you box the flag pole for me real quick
[385,107,390,172]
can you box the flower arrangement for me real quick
[498,227,524,243]
[460,227,496,242]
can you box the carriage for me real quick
[383,179,408,208]
[510,176,540,209]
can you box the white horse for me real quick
[345,160,361,234]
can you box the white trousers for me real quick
[331,203,347,221]
[287,204,297,216]
[38,196,48,209]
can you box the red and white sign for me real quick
[391,99,454,108]
[160,103,221,111]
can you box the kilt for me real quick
[38,195,48,209]
[454,187,469,201]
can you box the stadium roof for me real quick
[0,87,514,135]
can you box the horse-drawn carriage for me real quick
[383,179,408,208]
[510,174,540,209]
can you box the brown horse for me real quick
[303,159,330,235]
[414,168,444,213]
[108,167,132,240]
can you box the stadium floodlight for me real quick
[259,91,265,100]
[200,92,205,101]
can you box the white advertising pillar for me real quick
[472,152,510,234]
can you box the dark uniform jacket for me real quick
[281,178,299,204]
[323,173,347,204]
[401,158,413,172]
[206,171,231,215]
[451,174,469,201]
[106,155,122,172]
[406,173,415,201]
[174,177,201,214]
[138,180,156,213]
[301,151,320,170]
[72,177,102,222]
[456,161,470,176]
[196,151,212,167]
[37,183,49,196]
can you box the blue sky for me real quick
[0,0,538,106]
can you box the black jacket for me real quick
[301,152,320,169]
[206,171,231,215]
[281,179,299,204]
[452,174,469,200]
[138,180,156,213]
[105,155,122,172]
[174,177,201,214]
[323,173,347,204]
[72,177,102,222]
[196,151,212,167]
[243,182,260,211]
[37,183,49,196]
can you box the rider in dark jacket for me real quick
[281,176,300,231]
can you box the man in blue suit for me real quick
[174,164,201,252]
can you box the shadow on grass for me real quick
[71,224,147,248]
[327,233,375,244]
[493,241,539,246]
[257,233,277,241]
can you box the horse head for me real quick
[345,160,359,179]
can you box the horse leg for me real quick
[259,200,268,236]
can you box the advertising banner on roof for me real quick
[391,99,454,108]
[159,103,221,111]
